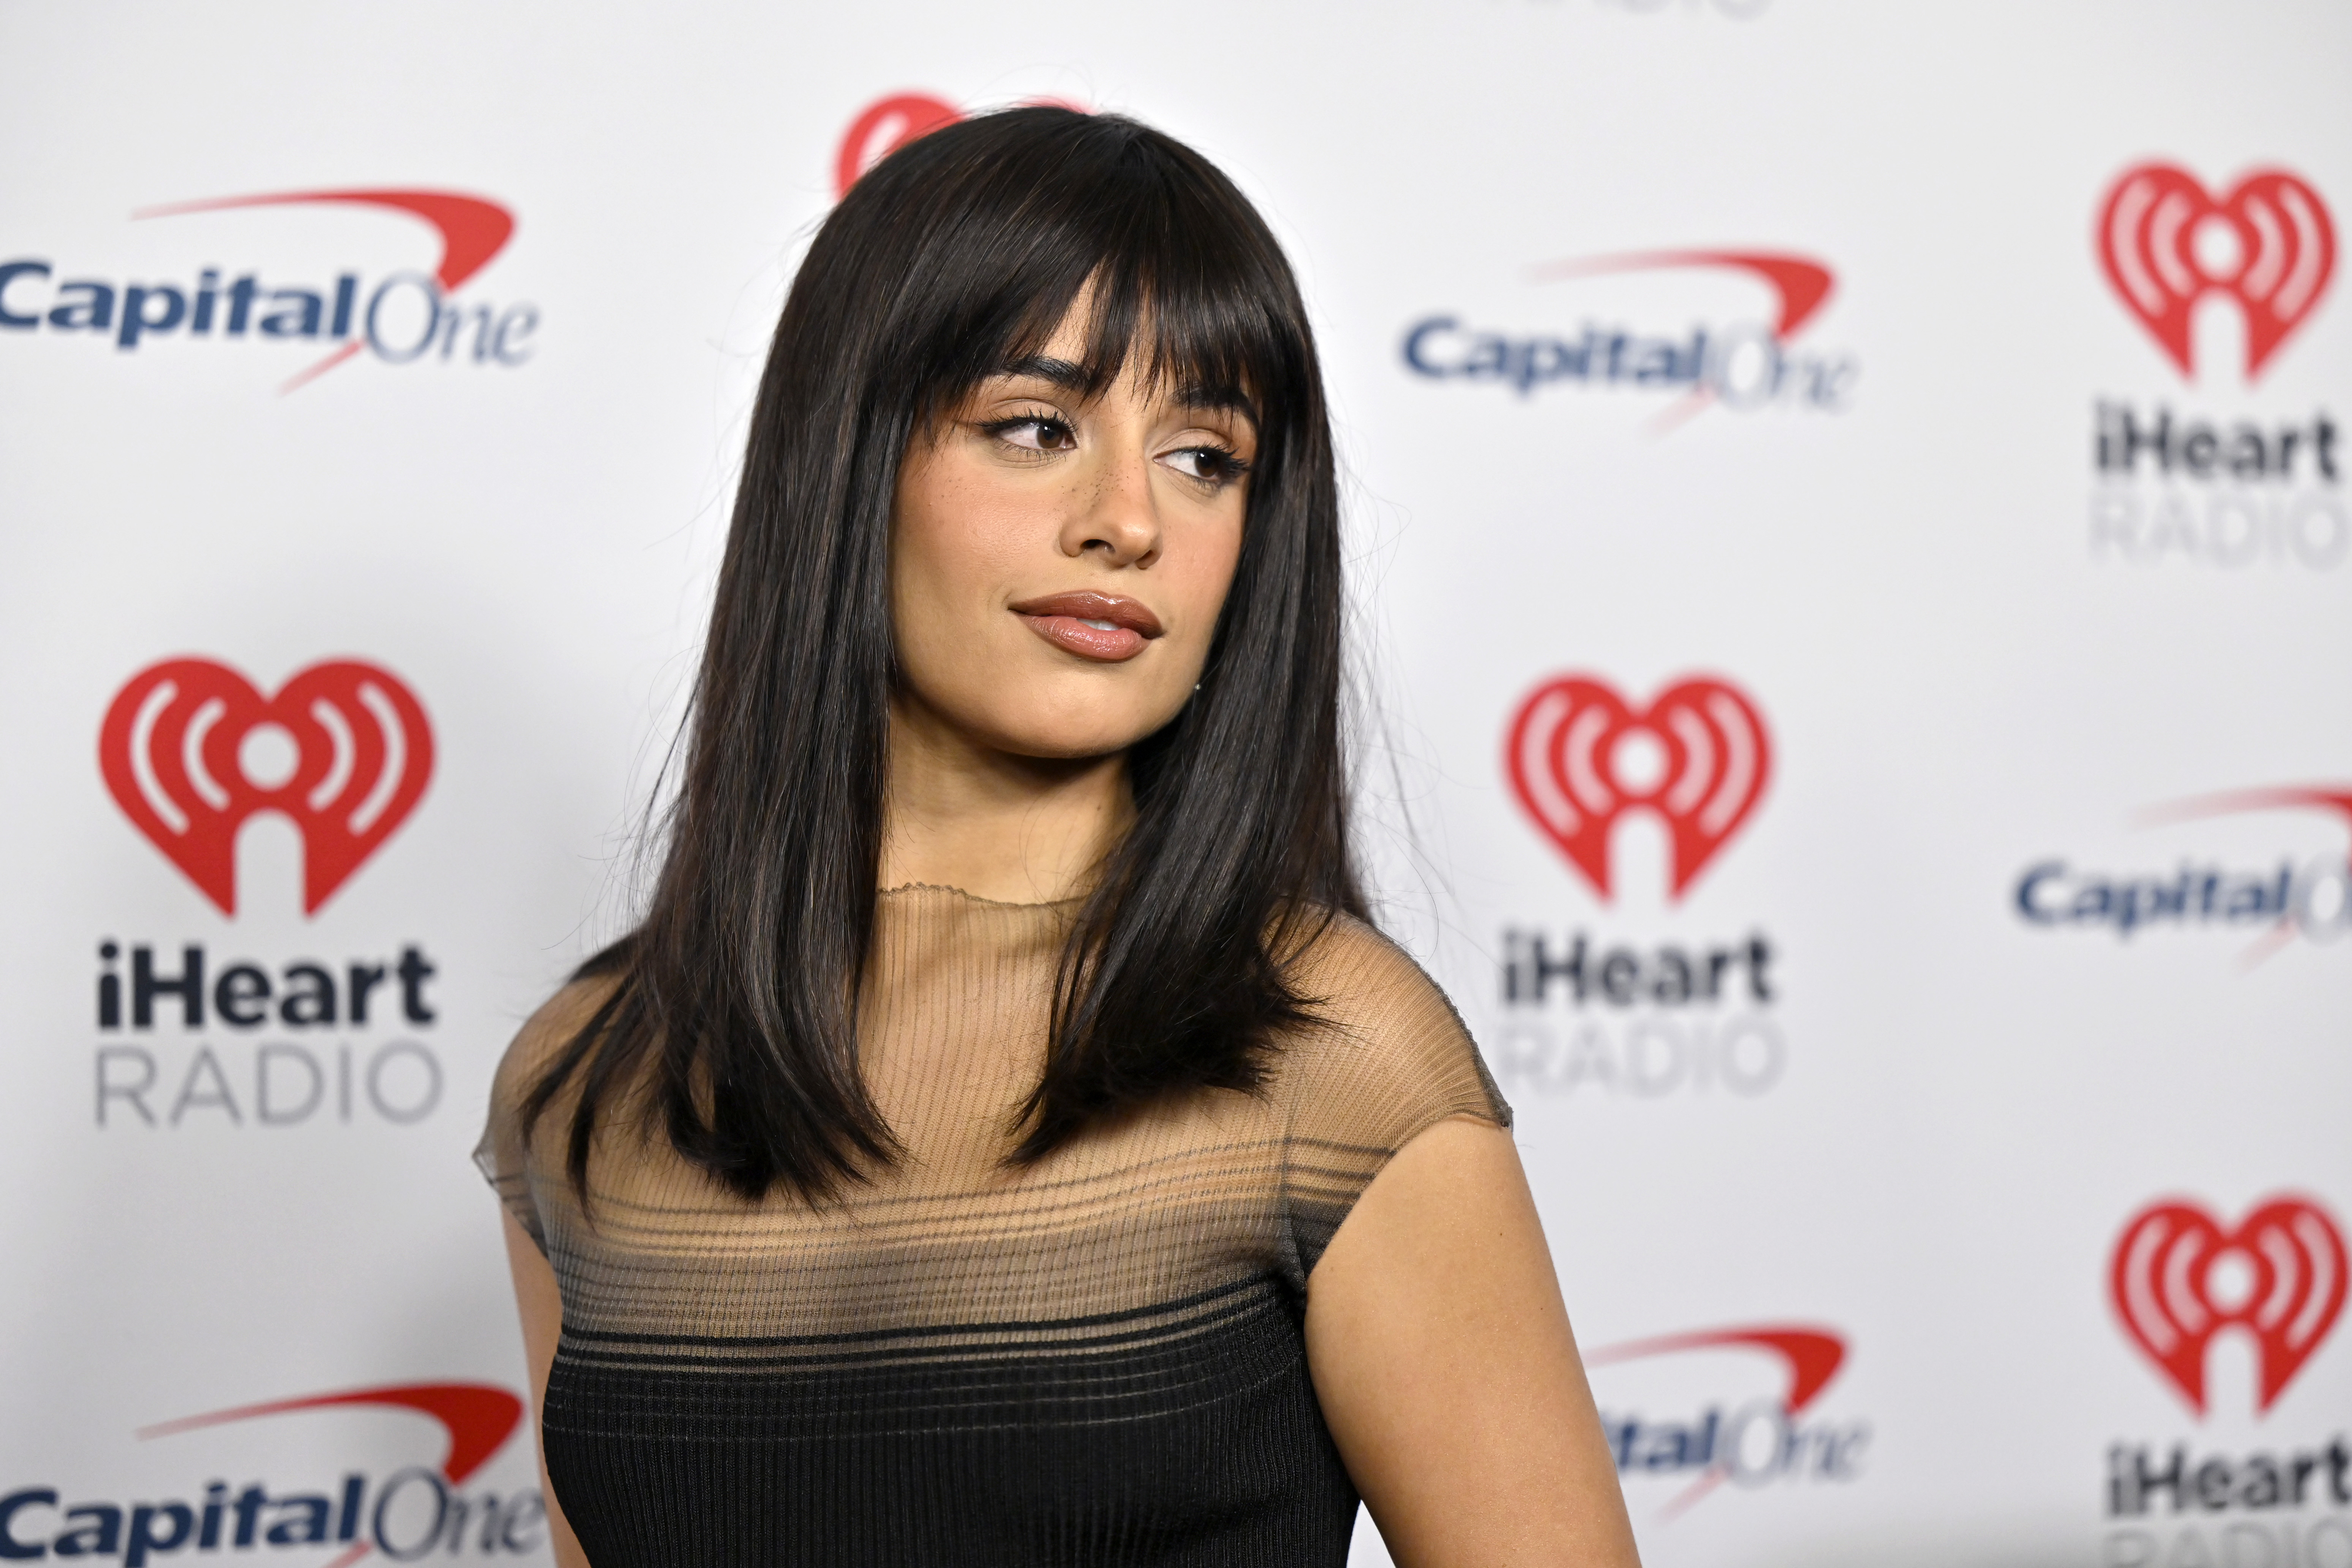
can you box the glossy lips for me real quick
[1010,591,1164,663]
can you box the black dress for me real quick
[479,887,1509,1566]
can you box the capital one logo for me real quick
[2097,163,2335,380]
[1586,1324,1864,1515]
[100,659,433,916]
[1400,247,1855,429]
[1506,676,1770,901]
[1,189,530,394]
[1,1382,529,1566]
[2111,1195,2347,1415]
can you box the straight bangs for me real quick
[850,107,1316,481]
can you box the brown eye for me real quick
[987,416,1074,453]
[1162,446,1247,484]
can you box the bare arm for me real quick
[1305,1118,1639,1568]
[502,1209,592,1568]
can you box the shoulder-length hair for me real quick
[524,105,1367,1203]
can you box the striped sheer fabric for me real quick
[477,885,1508,1567]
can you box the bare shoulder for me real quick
[1307,1109,1641,1566]
[1299,920,1633,1562]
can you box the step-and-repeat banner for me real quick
[2,4,2346,1564]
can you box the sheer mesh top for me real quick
[477,886,1508,1567]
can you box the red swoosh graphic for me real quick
[2139,784,2352,837]
[1585,1324,1847,1519]
[139,1382,525,1568]
[135,190,514,292]
[1531,250,1836,340]
[133,189,516,391]
[1586,1325,1845,1412]
[1529,250,1837,433]
[2134,784,2352,970]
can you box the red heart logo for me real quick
[834,93,964,198]
[99,658,433,916]
[833,93,1094,199]
[1504,676,1770,901]
[2111,1195,2347,1415]
[2097,163,2336,380]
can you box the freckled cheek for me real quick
[942,463,1068,574]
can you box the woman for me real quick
[480,106,1639,1567]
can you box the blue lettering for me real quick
[0,1489,56,1560]
[189,269,219,334]
[1401,316,1464,377]
[223,276,259,336]
[1638,1422,1697,1469]
[365,273,443,364]
[121,1504,192,1568]
[258,287,323,339]
[47,282,113,332]
[1709,323,1783,409]
[491,305,537,366]
[1514,337,1585,395]
[1630,336,1683,385]
[1460,333,1507,380]
[2015,861,2067,923]
[371,1469,446,1563]
[498,1494,546,1554]
[335,1476,364,1544]
[1722,1400,1794,1487]
[0,261,51,329]
[117,285,187,350]
[262,1496,329,1546]
[52,1503,119,1557]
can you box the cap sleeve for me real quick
[474,978,611,1258]
[1271,915,1510,1289]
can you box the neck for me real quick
[879,692,1133,904]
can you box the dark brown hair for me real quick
[524,106,1365,1202]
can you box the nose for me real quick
[1058,443,1161,569]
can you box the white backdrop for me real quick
[2,5,2347,1565]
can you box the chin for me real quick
[984,699,1184,762]
[997,726,1153,763]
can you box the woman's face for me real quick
[890,307,1255,760]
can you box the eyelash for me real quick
[975,412,1252,489]
[977,412,1075,454]
[1171,442,1251,486]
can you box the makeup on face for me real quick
[1007,590,1165,663]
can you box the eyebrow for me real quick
[993,356,1257,424]
[1174,382,1257,421]
[996,355,1091,393]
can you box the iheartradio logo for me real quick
[1505,676,1770,901]
[2111,1195,2347,1416]
[2097,163,2336,380]
[99,658,433,916]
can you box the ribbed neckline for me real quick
[877,881,1087,911]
